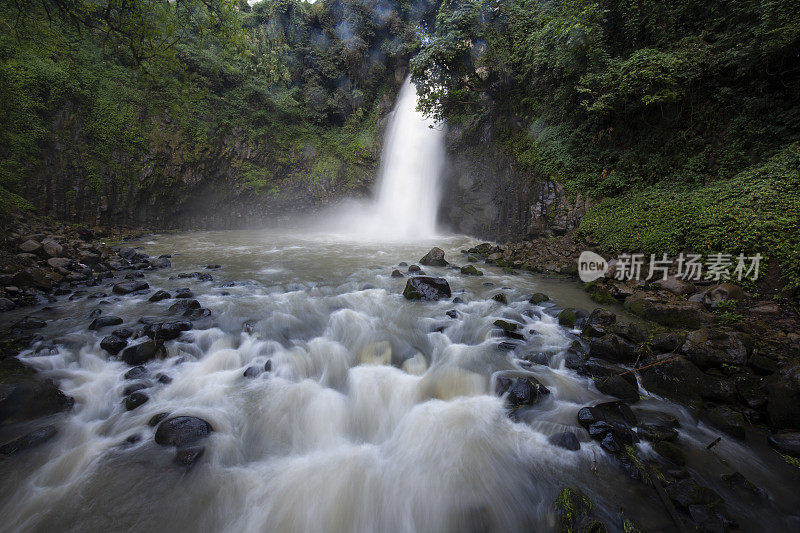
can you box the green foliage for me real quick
[577,143,800,297]
[0,0,433,208]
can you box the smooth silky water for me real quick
[1,80,798,532]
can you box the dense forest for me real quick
[1,0,799,295]
[411,0,800,296]
[0,0,434,224]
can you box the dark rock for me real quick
[445,309,457,319]
[0,378,74,423]
[494,372,550,407]
[89,315,123,330]
[666,478,721,509]
[156,373,172,384]
[681,328,747,369]
[650,332,686,353]
[112,280,149,295]
[624,292,712,328]
[149,290,171,302]
[767,432,800,458]
[528,293,549,305]
[452,297,464,304]
[184,307,211,320]
[496,341,519,352]
[589,333,638,363]
[264,360,272,372]
[0,297,14,311]
[407,264,421,273]
[491,293,508,305]
[390,269,404,278]
[88,308,102,318]
[653,440,686,466]
[112,328,133,339]
[174,288,194,299]
[398,262,408,267]
[243,366,260,378]
[124,391,149,410]
[687,505,729,533]
[419,247,448,267]
[148,412,169,426]
[765,362,800,430]
[100,335,127,355]
[577,407,602,429]
[594,401,638,426]
[595,374,639,402]
[152,257,171,269]
[549,431,580,451]
[154,416,213,447]
[13,317,46,330]
[0,424,57,456]
[168,299,201,314]
[637,424,678,442]
[205,264,221,269]
[123,382,148,396]
[704,405,747,440]
[557,308,578,327]
[582,308,616,337]
[121,341,166,366]
[124,366,148,380]
[403,277,452,301]
[175,445,205,467]
[701,375,738,404]
[460,265,483,276]
[721,471,767,499]
[638,355,704,412]
[145,321,192,341]
[600,433,622,454]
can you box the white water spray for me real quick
[372,77,445,239]
[323,77,445,240]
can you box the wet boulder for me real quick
[595,374,639,402]
[148,290,171,302]
[666,478,721,510]
[764,362,800,430]
[491,293,508,305]
[494,372,550,408]
[528,293,549,305]
[112,280,150,295]
[41,238,63,258]
[89,315,123,330]
[704,405,747,440]
[767,433,800,458]
[144,321,192,341]
[653,440,686,466]
[581,308,616,337]
[175,446,205,467]
[460,265,483,276]
[0,377,74,424]
[154,416,213,448]
[124,366,148,380]
[638,355,705,412]
[548,431,581,451]
[680,328,748,369]
[0,424,58,456]
[120,340,166,366]
[174,288,194,299]
[419,247,448,267]
[557,308,578,328]
[100,335,127,355]
[18,239,42,254]
[390,269,404,278]
[624,292,712,328]
[403,276,451,301]
[124,391,149,410]
[588,333,638,364]
[168,299,200,314]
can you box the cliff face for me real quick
[21,105,393,231]
[438,125,590,242]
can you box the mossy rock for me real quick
[585,282,616,304]
[492,293,508,304]
[529,292,550,305]
[460,265,484,276]
[554,487,607,533]
[653,440,686,466]
[558,308,578,328]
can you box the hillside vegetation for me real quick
[411,0,800,295]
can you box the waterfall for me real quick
[370,77,445,239]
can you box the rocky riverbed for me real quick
[1,215,800,531]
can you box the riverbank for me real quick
[465,237,800,440]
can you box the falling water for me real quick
[372,77,445,239]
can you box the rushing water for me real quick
[1,230,799,532]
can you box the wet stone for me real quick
[264,360,272,372]
[89,315,123,330]
[112,280,149,295]
[175,446,205,467]
[243,366,260,378]
[549,431,581,451]
[155,416,213,448]
[0,424,58,456]
[403,277,451,301]
[156,373,173,384]
[149,290,171,302]
[495,372,550,408]
[124,392,149,410]
[124,366,148,380]
[100,335,127,355]
[148,412,169,427]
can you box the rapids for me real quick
[0,231,798,532]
